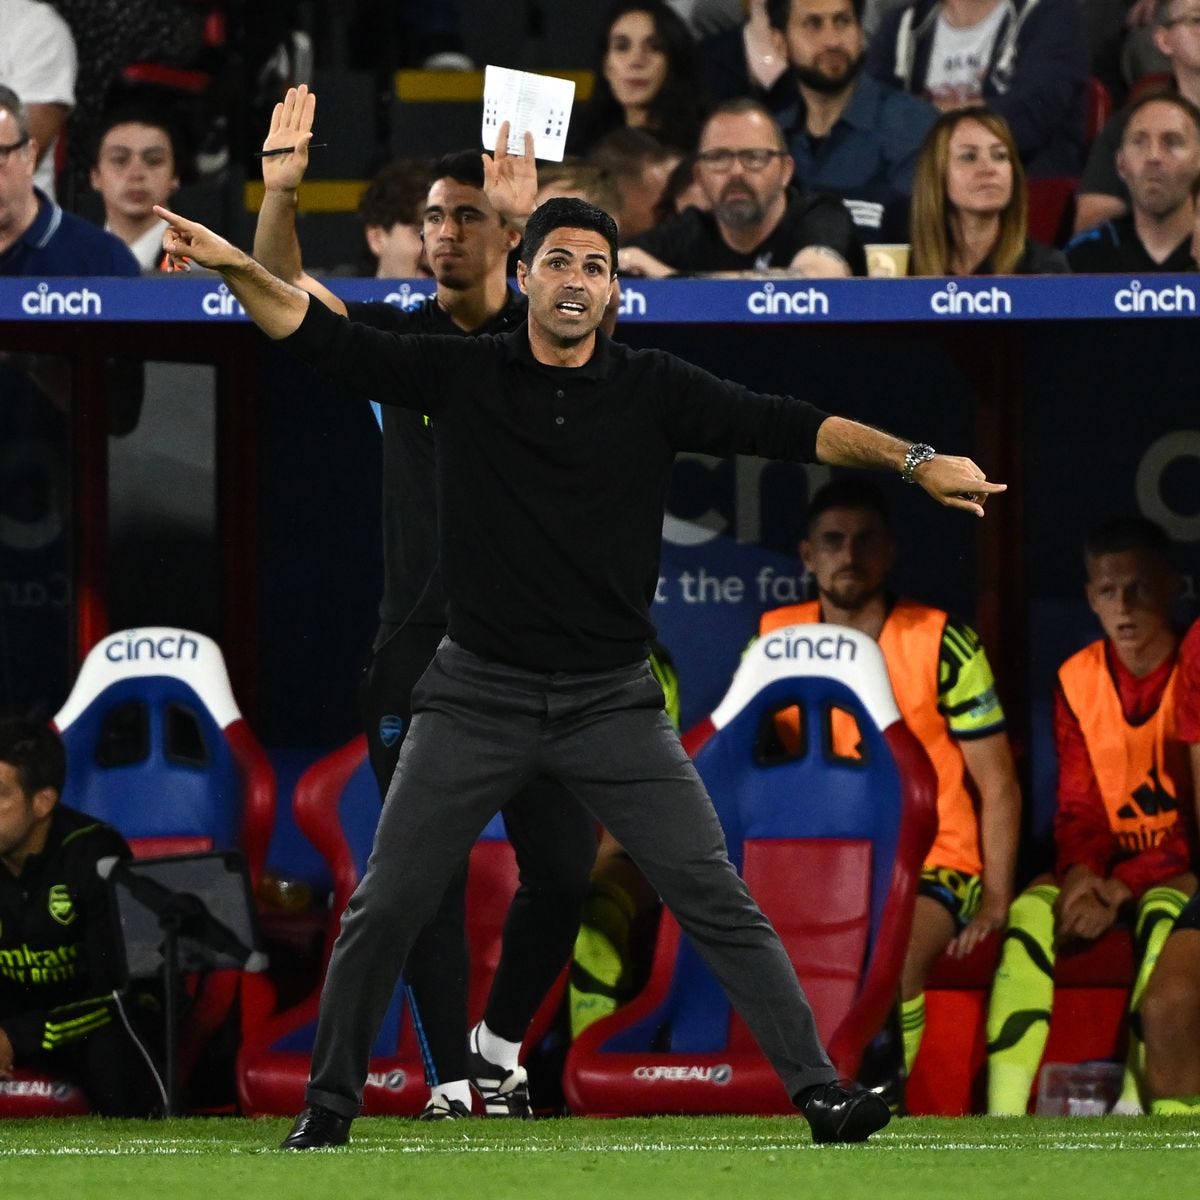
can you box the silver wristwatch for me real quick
[902,443,936,483]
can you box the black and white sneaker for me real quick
[467,1024,532,1118]
[417,1095,473,1120]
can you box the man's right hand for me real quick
[261,84,316,192]
[155,206,246,273]
[0,1027,14,1079]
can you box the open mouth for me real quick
[556,300,587,315]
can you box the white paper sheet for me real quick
[482,65,576,163]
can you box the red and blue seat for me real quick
[237,734,565,1116]
[564,625,936,1115]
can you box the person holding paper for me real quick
[254,85,599,1123]
[156,185,1002,1151]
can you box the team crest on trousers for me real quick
[48,884,76,926]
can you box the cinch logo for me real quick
[21,282,101,316]
[747,281,829,316]
[763,632,857,662]
[104,631,200,663]
[383,283,435,310]
[1114,280,1196,314]
[619,286,647,316]
[930,281,1012,315]
[366,1069,406,1091]
[201,284,244,316]
[632,1064,733,1084]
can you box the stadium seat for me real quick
[1027,176,1078,247]
[52,626,275,886]
[563,625,937,1116]
[1085,77,1113,145]
[237,735,568,1116]
[0,627,278,1117]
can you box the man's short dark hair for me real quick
[1121,90,1200,146]
[520,196,619,273]
[0,717,66,798]
[1084,516,1173,567]
[430,148,485,192]
[90,103,185,172]
[766,0,865,31]
[805,477,890,532]
[359,158,431,229]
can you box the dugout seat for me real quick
[0,627,277,1118]
[236,735,568,1116]
[563,625,937,1115]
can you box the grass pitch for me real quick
[2,1115,1198,1200]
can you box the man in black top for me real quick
[621,98,864,277]
[1066,94,1200,273]
[254,86,597,1120]
[156,191,1004,1149]
[0,718,160,1115]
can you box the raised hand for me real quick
[262,84,316,192]
[482,120,538,228]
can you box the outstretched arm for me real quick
[156,205,309,339]
[481,120,538,234]
[815,416,1006,516]
[253,84,348,317]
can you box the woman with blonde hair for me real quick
[910,107,1067,276]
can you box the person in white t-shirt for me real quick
[89,106,182,272]
[866,0,1089,177]
[0,0,76,200]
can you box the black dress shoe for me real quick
[802,1082,892,1144]
[279,1104,352,1149]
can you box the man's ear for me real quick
[505,224,521,251]
[89,165,101,192]
[516,258,529,293]
[1115,147,1129,188]
[31,787,57,822]
[364,224,384,257]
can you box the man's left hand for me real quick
[946,891,1009,958]
[482,121,538,232]
[913,455,1006,517]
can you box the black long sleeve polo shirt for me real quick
[281,298,830,674]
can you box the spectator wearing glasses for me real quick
[1076,0,1200,235]
[620,98,864,275]
[0,86,137,275]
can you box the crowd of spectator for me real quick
[4,0,1200,276]
[5,0,1200,1127]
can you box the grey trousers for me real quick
[306,638,836,1117]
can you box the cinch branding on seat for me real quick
[747,282,830,316]
[103,631,201,663]
[763,631,858,662]
[930,282,1012,315]
[21,283,101,316]
[1114,280,1196,314]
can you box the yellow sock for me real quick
[568,881,636,1040]
[900,994,925,1075]
[1120,886,1189,1111]
[987,885,1058,1115]
[1151,1096,1200,1115]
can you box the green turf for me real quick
[2,1115,1198,1200]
